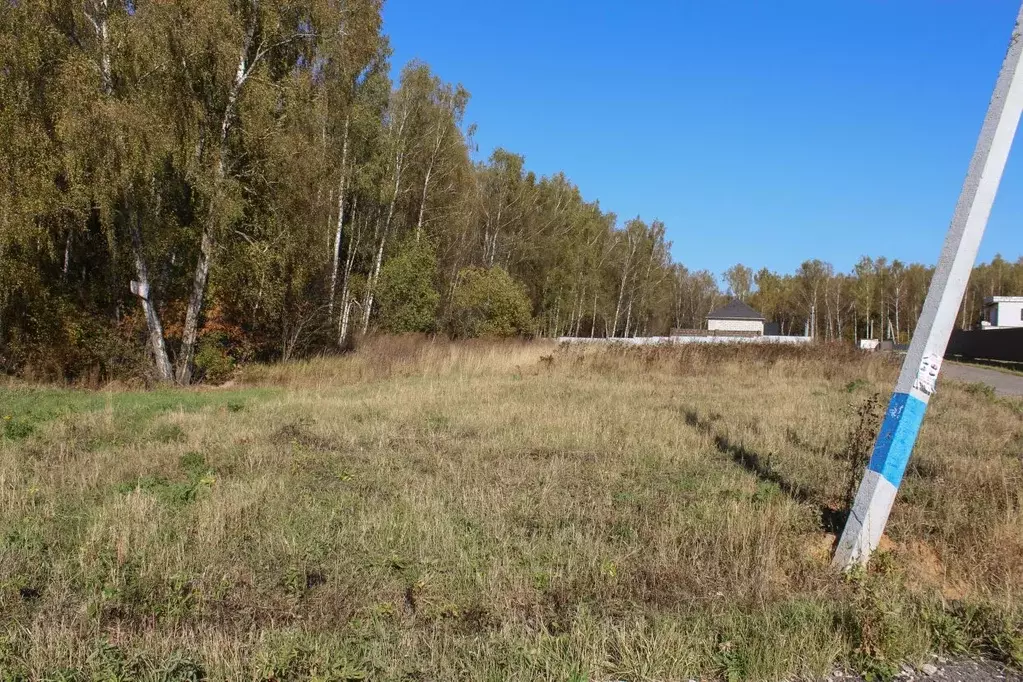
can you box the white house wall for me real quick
[708,319,764,334]
[993,301,1023,328]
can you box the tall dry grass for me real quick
[237,334,551,388]
[0,337,1021,680]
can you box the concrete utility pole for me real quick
[834,2,1023,569]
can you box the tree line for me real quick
[1,1,1020,383]
[725,255,1023,342]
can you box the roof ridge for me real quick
[707,298,765,320]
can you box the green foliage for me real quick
[1,0,1019,383]
[255,641,368,681]
[115,452,215,507]
[963,382,996,400]
[0,295,149,384]
[0,639,208,682]
[924,603,1023,666]
[714,639,751,682]
[376,238,440,334]
[2,416,34,441]
[844,379,869,393]
[724,263,754,301]
[0,385,274,448]
[193,333,235,385]
[450,267,533,338]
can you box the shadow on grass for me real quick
[683,409,847,534]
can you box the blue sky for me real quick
[382,1,1022,278]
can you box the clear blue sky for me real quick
[382,1,1023,278]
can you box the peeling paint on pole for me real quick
[833,2,1023,569]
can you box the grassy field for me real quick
[1,338,1022,681]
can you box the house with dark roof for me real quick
[706,299,765,336]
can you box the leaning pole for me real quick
[834,2,1023,569]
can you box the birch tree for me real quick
[724,264,753,301]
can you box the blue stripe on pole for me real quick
[867,392,928,488]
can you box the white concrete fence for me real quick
[557,335,814,346]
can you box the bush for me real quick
[3,295,149,384]
[449,266,533,338]
[194,332,235,384]
[376,238,440,334]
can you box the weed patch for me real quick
[115,452,215,506]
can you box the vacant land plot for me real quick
[1,339,1022,681]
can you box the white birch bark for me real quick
[361,231,386,334]
[416,116,448,241]
[360,92,412,335]
[328,115,351,319]
[611,232,637,338]
[177,19,257,383]
[62,233,72,278]
[338,230,359,344]
[128,207,173,381]
[90,1,173,379]
[623,297,633,338]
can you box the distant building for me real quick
[981,296,1023,329]
[706,299,765,336]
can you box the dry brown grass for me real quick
[236,335,547,388]
[1,337,1021,680]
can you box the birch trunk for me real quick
[86,0,113,95]
[612,268,626,338]
[359,97,410,335]
[575,288,585,337]
[416,163,433,242]
[835,287,843,339]
[894,290,901,343]
[825,288,834,340]
[612,258,629,337]
[176,31,252,384]
[416,130,445,242]
[486,204,502,268]
[328,115,351,319]
[62,232,72,278]
[568,287,581,337]
[128,208,173,382]
[338,198,361,345]
[176,229,214,383]
[361,231,386,335]
[91,3,173,379]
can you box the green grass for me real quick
[1,340,1021,680]
[1,385,274,443]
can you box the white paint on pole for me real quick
[834,3,1023,569]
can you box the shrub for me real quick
[449,266,533,338]
[376,238,440,334]
[194,332,235,384]
[4,296,149,384]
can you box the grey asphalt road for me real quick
[830,659,1022,682]
[942,362,1023,398]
